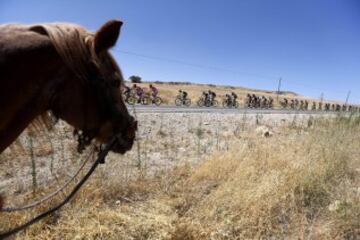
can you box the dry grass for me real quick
[1,115,360,239]
[178,116,360,239]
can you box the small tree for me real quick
[129,75,142,83]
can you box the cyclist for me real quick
[182,90,188,100]
[283,98,288,108]
[294,99,299,109]
[304,100,309,110]
[252,94,258,108]
[208,90,216,102]
[225,93,232,106]
[290,99,295,109]
[133,84,144,103]
[231,92,238,106]
[246,94,252,108]
[179,89,188,103]
[268,96,274,108]
[261,96,267,108]
[300,100,304,110]
[202,91,209,101]
[149,84,158,98]
[123,85,131,102]
[318,102,323,111]
[311,102,316,110]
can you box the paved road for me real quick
[128,105,338,115]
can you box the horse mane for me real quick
[32,23,99,81]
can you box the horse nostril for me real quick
[133,121,138,131]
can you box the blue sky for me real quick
[1,0,359,103]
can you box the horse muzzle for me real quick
[111,120,137,154]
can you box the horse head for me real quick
[33,20,137,153]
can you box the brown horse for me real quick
[0,20,137,154]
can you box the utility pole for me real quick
[276,77,282,101]
[345,90,351,105]
[319,92,324,111]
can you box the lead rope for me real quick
[0,137,116,239]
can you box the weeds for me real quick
[28,133,37,194]
[196,118,204,157]
[255,113,263,125]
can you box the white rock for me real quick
[255,126,273,137]
[356,187,360,196]
[328,200,341,212]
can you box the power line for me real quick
[117,49,278,81]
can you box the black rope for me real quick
[0,138,116,239]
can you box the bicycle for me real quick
[142,94,162,106]
[222,98,239,108]
[175,95,191,107]
[197,96,206,107]
[205,98,218,107]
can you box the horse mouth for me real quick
[110,121,137,154]
[110,134,135,154]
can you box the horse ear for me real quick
[29,25,48,36]
[94,20,123,54]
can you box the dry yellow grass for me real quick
[179,117,360,239]
[1,115,360,239]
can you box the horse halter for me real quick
[73,129,97,153]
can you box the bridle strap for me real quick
[0,137,116,239]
